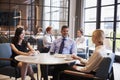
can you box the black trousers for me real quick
[52,64,69,80]
[40,65,54,80]
[52,62,75,80]
[42,47,50,53]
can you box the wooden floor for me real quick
[0,74,52,80]
[0,74,37,80]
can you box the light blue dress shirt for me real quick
[49,37,77,54]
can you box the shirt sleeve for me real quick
[76,51,103,73]
[43,35,53,48]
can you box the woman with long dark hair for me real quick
[10,27,36,80]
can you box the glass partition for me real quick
[0,0,69,44]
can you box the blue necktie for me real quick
[50,35,52,42]
[59,38,65,54]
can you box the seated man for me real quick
[42,26,55,53]
[49,25,77,80]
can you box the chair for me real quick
[0,43,38,80]
[28,37,37,45]
[59,53,115,80]
[0,43,20,80]
[36,38,44,52]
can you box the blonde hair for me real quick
[92,29,105,45]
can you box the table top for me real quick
[15,53,75,65]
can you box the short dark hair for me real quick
[61,25,68,31]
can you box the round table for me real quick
[15,53,75,80]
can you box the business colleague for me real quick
[49,25,77,80]
[10,27,37,80]
[61,29,107,80]
[35,27,44,39]
[42,26,55,52]
[40,26,55,80]
[75,29,86,58]
[50,25,77,54]
[76,29,85,52]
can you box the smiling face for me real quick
[19,30,25,40]
[15,27,25,41]
[77,30,83,37]
[61,27,69,37]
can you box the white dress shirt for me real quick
[75,36,85,51]
[43,33,55,48]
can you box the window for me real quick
[43,0,69,31]
[83,0,120,54]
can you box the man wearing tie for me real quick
[49,25,77,80]
[50,25,77,54]
[41,26,55,80]
[43,26,55,52]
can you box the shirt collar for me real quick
[46,33,52,36]
[62,36,69,40]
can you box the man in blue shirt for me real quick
[49,25,77,54]
[49,25,77,80]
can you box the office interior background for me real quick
[0,0,120,55]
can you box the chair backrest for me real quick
[28,37,36,45]
[36,38,43,52]
[0,43,12,67]
[95,53,115,79]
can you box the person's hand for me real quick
[71,55,79,59]
[36,50,40,54]
[27,50,36,56]
[72,65,78,70]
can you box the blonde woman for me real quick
[60,29,108,80]
[72,29,106,73]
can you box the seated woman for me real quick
[10,27,38,80]
[60,29,107,80]
[76,29,85,52]
[75,29,86,58]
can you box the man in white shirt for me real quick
[42,26,55,52]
